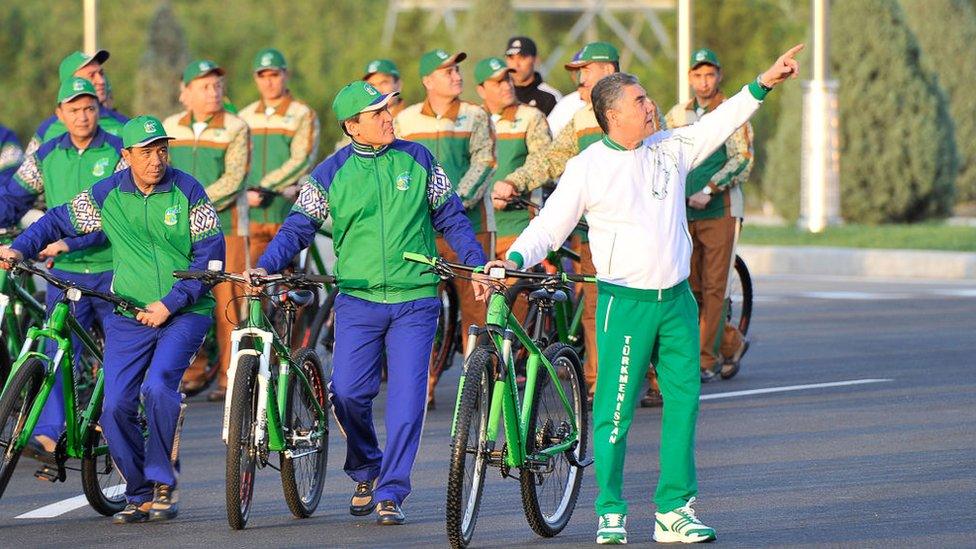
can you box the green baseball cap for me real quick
[564,42,619,69]
[474,57,513,85]
[58,50,110,82]
[182,59,226,85]
[253,48,287,73]
[57,77,98,105]
[363,59,400,80]
[690,48,720,69]
[419,49,467,78]
[332,81,400,122]
[121,115,174,148]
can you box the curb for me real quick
[737,245,976,280]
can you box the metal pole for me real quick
[800,0,840,233]
[83,0,98,54]
[677,0,692,104]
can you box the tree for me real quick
[134,2,189,118]
[900,0,976,203]
[765,0,957,223]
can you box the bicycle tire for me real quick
[445,345,493,549]
[520,343,587,538]
[733,255,753,336]
[432,280,460,376]
[280,348,329,519]
[306,287,339,378]
[0,358,45,498]
[0,346,10,388]
[81,422,126,516]
[225,355,259,530]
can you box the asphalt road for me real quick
[0,274,974,548]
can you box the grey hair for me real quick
[592,72,640,134]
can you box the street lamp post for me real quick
[800,0,841,233]
[677,0,692,104]
[83,0,98,54]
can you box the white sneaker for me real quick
[653,497,716,543]
[596,512,627,544]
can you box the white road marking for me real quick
[700,378,892,401]
[15,483,125,519]
[929,288,976,298]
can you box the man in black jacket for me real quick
[505,36,562,115]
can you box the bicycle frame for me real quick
[0,270,45,369]
[222,295,326,456]
[455,290,580,470]
[7,299,107,459]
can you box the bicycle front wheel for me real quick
[280,348,329,519]
[81,422,125,516]
[446,345,493,549]
[225,355,259,530]
[0,357,45,497]
[520,343,587,537]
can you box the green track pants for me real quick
[592,279,701,516]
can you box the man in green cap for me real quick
[1,114,225,523]
[238,48,320,376]
[28,50,129,154]
[0,77,123,462]
[394,48,493,362]
[489,41,658,405]
[164,59,250,399]
[364,59,405,118]
[665,48,752,385]
[247,80,487,525]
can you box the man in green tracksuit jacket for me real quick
[251,81,487,525]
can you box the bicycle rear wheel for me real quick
[728,255,754,336]
[280,348,329,519]
[0,358,45,497]
[431,280,459,376]
[446,345,493,549]
[81,422,125,515]
[225,355,259,530]
[520,343,587,537]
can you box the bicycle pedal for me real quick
[34,464,62,483]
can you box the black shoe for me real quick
[640,388,663,408]
[700,368,718,383]
[375,500,405,525]
[720,340,749,380]
[350,480,375,516]
[113,503,151,524]
[148,484,179,522]
[24,438,57,465]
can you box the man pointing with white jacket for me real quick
[486,44,803,545]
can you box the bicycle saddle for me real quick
[286,289,315,306]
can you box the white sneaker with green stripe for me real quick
[653,498,716,543]
[597,512,627,544]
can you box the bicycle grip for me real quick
[402,251,435,266]
[172,270,207,280]
[302,274,335,284]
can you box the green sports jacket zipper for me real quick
[371,154,389,303]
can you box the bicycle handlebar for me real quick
[11,261,145,313]
[172,270,335,287]
[402,252,595,284]
[509,197,589,232]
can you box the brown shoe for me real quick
[721,339,749,380]
[206,388,226,402]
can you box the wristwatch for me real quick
[702,186,713,196]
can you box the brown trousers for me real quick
[183,231,249,389]
[573,238,599,398]
[688,216,744,371]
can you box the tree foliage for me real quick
[900,0,976,202]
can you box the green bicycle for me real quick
[0,261,140,515]
[0,228,46,382]
[173,269,332,530]
[403,252,593,549]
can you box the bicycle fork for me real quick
[222,328,274,444]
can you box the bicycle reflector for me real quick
[207,260,224,272]
[66,288,82,302]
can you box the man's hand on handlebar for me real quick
[243,267,269,295]
[38,240,70,260]
[0,246,23,270]
[491,180,518,210]
[137,301,171,328]
[484,259,518,273]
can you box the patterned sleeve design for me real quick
[13,153,43,195]
[292,176,329,223]
[427,163,454,210]
[189,199,221,242]
[67,191,103,234]
[0,143,23,173]
[708,121,754,191]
